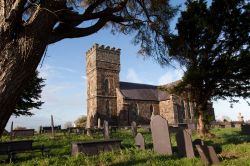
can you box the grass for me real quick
[1,128,250,165]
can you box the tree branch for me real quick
[48,15,125,44]
[6,0,27,24]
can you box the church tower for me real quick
[86,44,120,128]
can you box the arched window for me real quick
[150,105,154,115]
[136,104,140,116]
[106,100,111,117]
[104,79,109,95]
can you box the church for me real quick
[86,44,214,127]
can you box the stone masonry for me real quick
[86,44,214,127]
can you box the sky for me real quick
[5,0,250,131]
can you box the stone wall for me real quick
[86,44,120,127]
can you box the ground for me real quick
[1,128,250,166]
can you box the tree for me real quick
[0,0,177,135]
[75,115,87,127]
[14,70,45,117]
[165,0,250,136]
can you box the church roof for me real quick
[119,82,170,101]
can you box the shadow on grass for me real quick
[220,131,250,145]
[111,154,179,166]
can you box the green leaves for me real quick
[13,71,45,117]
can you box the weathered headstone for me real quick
[10,121,13,140]
[86,128,92,136]
[131,121,137,137]
[135,133,145,150]
[193,139,205,146]
[71,139,122,156]
[51,115,55,138]
[241,124,250,135]
[195,145,220,165]
[98,118,101,129]
[150,115,172,155]
[176,129,195,158]
[104,120,110,139]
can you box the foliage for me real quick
[13,71,45,117]
[164,0,250,132]
[64,121,73,129]
[1,128,250,165]
[74,115,87,127]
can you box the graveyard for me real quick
[1,123,250,165]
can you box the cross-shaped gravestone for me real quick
[176,129,195,158]
[135,133,145,150]
[131,121,137,137]
[150,115,172,155]
[195,145,220,165]
[104,120,110,139]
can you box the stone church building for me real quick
[86,44,214,127]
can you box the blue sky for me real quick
[6,0,250,130]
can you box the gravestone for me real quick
[135,133,145,150]
[12,129,35,138]
[131,121,137,137]
[104,120,110,139]
[196,145,220,165]
[193,139,205,146]
[86,128,92,136]
[176,129,195,158]
[71,139,122,156]
[51,115,55,138]
[10,121,13,140]
[98,118,101,129]
[150,115,172,155]
[241,124,250,134]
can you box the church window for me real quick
[136,104,140,115]
[150,105,154,115]
[104,79,109,95]
[106,100,111,117]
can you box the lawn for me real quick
[1,128,250,166]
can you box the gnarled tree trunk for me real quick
[0,1,57,135]
[196,103,208,137]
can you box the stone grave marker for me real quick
[98,118,101,129]
[150,115,172,155]
[104,120,110,139]
[195,145,220,165]
[51,115,55,138]
[131,121,137,137]
[242,124,250,135]
[176,129,195,158]
[135,133,145,150]
[193,139,205,146]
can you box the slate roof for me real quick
[119,82,170,101]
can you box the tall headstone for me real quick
[196,145,220,165]
[104,120,110,139]
[51,115,55,138]
[98,118,101,129]
[150,115,172,155]
[10,121,13,140]
[135,133,145,150]
[176,129,195,158]
[131,121,137,137]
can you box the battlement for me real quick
[86,43,121,55]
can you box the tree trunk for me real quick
[197,110,206,137]
[0,34,48,136]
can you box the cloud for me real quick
[125,68,142,83]
[81,75,87,80]
[158,68,184,85]
[38,64,77,79]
